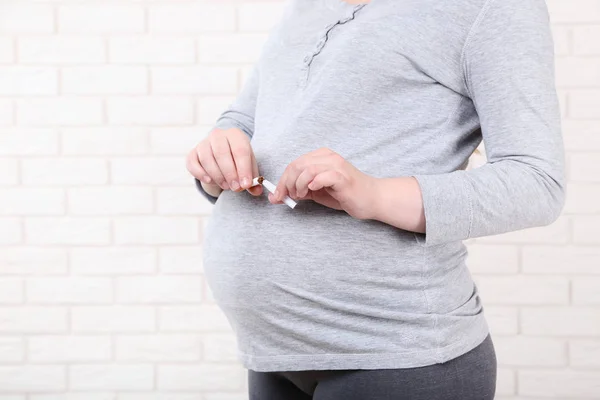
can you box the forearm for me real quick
[370,177,426,234]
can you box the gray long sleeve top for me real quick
[197,0,565,372]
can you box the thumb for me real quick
[247,151,263,196]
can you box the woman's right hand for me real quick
[186,128,263,197]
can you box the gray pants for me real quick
[248,334,497,400]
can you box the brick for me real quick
[148,4,235,33]
[0,248,67,275]
[0,366,65,392]
[496,368,516,396]
[204,395,247,400]
[0,159,18,185]
[466,244,519,274]
[157,187,213,215]
[70,247,156,275]
[25,217,111,245]
[32,395,114,400]
[523,246,600,274]
[573,26,600,55]
[570,153,600,182]
[110,158,191,185]
[68,187,153,215]
[565,183,600,213]
[555,57,600,87]
[110,37,195,64]
[159,305,231,332]
[59,5,144,33]
[0,307,67,333]
[152,67,237,95]
[0,188,64,215]
[17,98,103,126]
[28,336,111,362]
[116,335,201,361]
[551,26,570,56]
[570,340,600,367]
[26,277,112,304]
[198,34,268,64]
[120,395,203,400]
[150,127,210,155]
[159,246,204,274]
[0,279,23,304]
[203,333,238,362]
[62,66,147,94]
[19,37,105,64]
[0,67,57,95]
[0,38,13,63]
[70,365,154,390]
[522,307,600,336]
[547,0,600,22]
[0,129,58,155]
[197,96,237,124]
[0,337,22,362]
[71,306,155,333]
[570,90,600,119]
[572,278,600,305]
[0,99,13,125]
[117,276,202,304]
[0,218,22,245]
[0,5,54,33]
[573,216,600,244]
[485,307,519,335]
[158,364,244,391]
[114,217,199,245]
[22,158,107,185]
[519,370,600,397]
[62,128,148,155]
[238,3,285,31]
[475,216,569,244]
[475,276,569,305]
[494,336,566,366]
[107,97,193,125]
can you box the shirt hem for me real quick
[238,321,490,372]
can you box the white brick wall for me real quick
[0,0,598,398]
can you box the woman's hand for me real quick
[186,128,263,197]
[271,147,378,220]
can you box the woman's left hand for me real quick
[271,147,378,220]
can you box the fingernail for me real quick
[274,189,280,200]
[241,177,249,188]
[231,180,240,191]
[202,176,211,184]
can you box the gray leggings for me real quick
[248,334,497,400]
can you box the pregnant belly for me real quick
[202,190,427,313]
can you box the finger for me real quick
[268,192,283,205]
[247,151,263,196]
[230,135,253,190]
[275,150,334,201]
[296,163,331,198]
[186,148,209,182]
[210,134,238,191]
[309,170,344,192]
[198,144,227,190]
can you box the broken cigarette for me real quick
[252,176,297,209]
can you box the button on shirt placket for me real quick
[299,6,365,89]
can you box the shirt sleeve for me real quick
[213,63,260,139]
[194,63,260,202]
[412,0,566,247]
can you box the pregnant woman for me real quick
[186,0,565,398]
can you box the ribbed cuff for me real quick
[411,172,473,246]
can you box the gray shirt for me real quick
[196,0,565,372]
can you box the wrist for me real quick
[366,176,386,221]
[201,180,223,198]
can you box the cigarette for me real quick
[252,176,297,209]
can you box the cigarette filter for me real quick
[252,176,297,209]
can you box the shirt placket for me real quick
[299,4,367,89]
